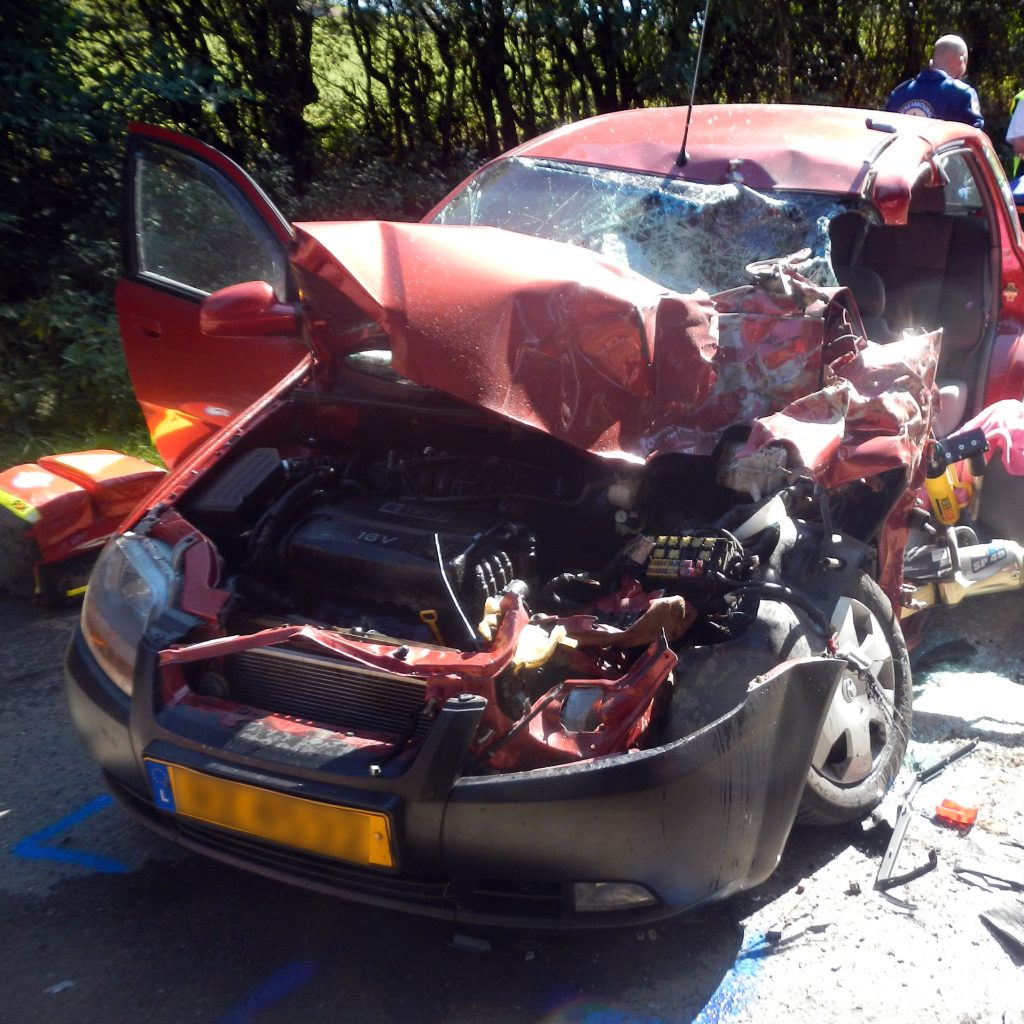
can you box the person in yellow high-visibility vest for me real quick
[1008,88,1024,177]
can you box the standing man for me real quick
[885,34,984,129]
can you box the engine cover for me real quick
[284,495,536,627]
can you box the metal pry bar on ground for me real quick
[874,738,979,893]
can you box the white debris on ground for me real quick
[718,593,1024,1024]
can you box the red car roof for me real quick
[509,104,983,223]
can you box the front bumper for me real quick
[65,625,841,928]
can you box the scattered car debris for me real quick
[763,876,817,943]
[449,933,492,954]
[43,981,75,996]
[955,835,1024,891]
[935,798,979,829]
[874,738,978,894]
[980,898,1024,954]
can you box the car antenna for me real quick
[676,0,712,167]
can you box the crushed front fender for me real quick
[442,656,842,923]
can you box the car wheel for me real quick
[797,572,912,826]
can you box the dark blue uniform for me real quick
[885,68,984,129]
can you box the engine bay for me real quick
[165,407,872,777]
[182,435,813,632]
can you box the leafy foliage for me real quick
[85,0,319,184]
[0,1,122,301]
[0,286,138,439]
[0,0,136,445]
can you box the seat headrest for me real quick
[909,181,946,215]
[835,265,886,318]
[828,212,865,264]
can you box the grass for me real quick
[0,422,162,472]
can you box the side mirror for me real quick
[199,280,298,338]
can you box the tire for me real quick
[797,572,912,826]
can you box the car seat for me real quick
[930,214,990,436]
[858,178,991,437]
[834,265,895,342]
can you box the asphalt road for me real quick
[2,591,1022,1024]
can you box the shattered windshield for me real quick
[434,157,847,294]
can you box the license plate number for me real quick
[145,760,393,868]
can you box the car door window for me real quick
[132,143,289,299]
[936,151,983,216]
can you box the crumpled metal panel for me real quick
[295,221,706,461]
[731,314,939,602]
[444,656,843,912]
[647,277,830,457]
[158,588,683,771]
[738,328,940,487]
[293,222,933,485]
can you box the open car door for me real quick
[117,125,307,467]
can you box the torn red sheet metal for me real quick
[293,225,935,566]
[647,281,830,457]
[159,594,534,680]
[293,226,935,606]
[733,323,938,601]
[294,224,895,461]
[737,328,940,488]
[295,221,718,461]
[159,585,683,770]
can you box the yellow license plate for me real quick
[145,760,393,868]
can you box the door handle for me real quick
[135,315,162,339]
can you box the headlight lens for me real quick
[81,533,177,695]
[573,881,657,913]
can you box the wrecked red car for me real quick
[66,106,1024,926]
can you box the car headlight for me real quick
[573,881,658,912]
[81,533,177,695]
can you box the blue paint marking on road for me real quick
[690,930,768,1023]
[217,960,319,1024]
[12,793,130,874]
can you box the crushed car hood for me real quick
[293,220,937,481]
[294,220,716,462]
